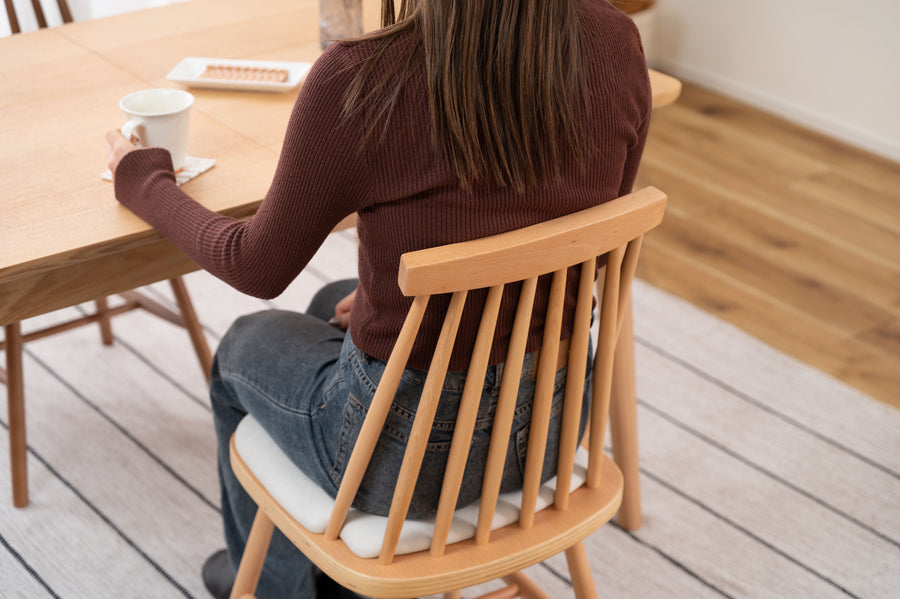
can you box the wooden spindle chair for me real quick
[4,0,72,34]
[228,186,667,598]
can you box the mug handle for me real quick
[120,117,144,146]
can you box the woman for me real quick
[107,1,650,597]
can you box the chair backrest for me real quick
[5,0,73,34]
[326,186,667,564]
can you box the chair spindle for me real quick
[381,290,468,563]
[431,284,505,556]
[519,268,568,528]
[326,294,430,540]
[476,276,539,543]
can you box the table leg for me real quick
[6,323,28,508]
[610,300,641,530]
[94,297,115,345]
[169,277,213,383]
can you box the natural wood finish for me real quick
[94,297,115,345]
[170,277,214,382]
[635,82,900,408]
[565,542,598,599]
[325,294,430,541]
[474,585,519,599]
[380,290,467,564]
[520,268,566,528]
[432,284,503,556]
[501,572,552,599]
[555,259,596,510]
[232,439,622,598]
[398,187,668,295]
[229,187,667,598]
[609,303,643,530]
[0,277,214,506]
[5,323,27,507]
[477,277,537,544]
[230,509,275,599]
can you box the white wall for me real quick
[6,1,899,163]
[640,0,900,163]
[1,0,188,35]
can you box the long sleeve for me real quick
[113,45,371,299]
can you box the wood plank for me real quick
[635,342,900,539]
[636,242,900,408]
[637,405,900,599]
[631,279,900,473]
[0,334,220,597]
[637,81,900,407]
[642,211,891,338]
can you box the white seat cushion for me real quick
[234,415,589,559]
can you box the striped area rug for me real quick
[2,229,898,598]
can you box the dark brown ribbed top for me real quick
[114,0,650,370]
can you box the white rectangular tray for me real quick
[166,57,313,92]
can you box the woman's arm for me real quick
[108,45,371,299]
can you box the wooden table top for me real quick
[1,0,320,283]
[0,0,680,326]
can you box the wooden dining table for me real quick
[0,0,680,511]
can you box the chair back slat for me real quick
[431,283,505,556]
[587,245,625,487]
[554,257,596,509]
[617,236,644,338]
[476,276,539,543]
[398,187,666,297]
[519,267,568,528]
[325,295,430,540]
[380,290,468,563]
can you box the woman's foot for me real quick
[202,549,365,598]
[201,550,234,599]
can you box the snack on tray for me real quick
[198,65,290,83]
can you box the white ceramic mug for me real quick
[119,88,194,170]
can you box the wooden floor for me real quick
[634,82,900,408]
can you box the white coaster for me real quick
[102,156,216,186]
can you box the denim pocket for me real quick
[512,369,570,485]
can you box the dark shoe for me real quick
[315,569,366,598]
[202,549,235,599]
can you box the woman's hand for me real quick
[105,129,138,177]
[329,289,357,331]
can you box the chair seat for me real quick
[232,415,623,596]
[234,415,619,558]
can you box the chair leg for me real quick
[94,297,115,345]
[473,585,520,599]
[230,508,275,599]
[565,542,597,599]
[501,572,551,599]
[5,323,28,508]
[169,277,213,383]
[610,300,642,530]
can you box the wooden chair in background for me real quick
[1,1,213,508]
[228,187,666,598]
[4,0,72,33]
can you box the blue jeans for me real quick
[210,279,590,598]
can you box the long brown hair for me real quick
[344,0,589,193]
